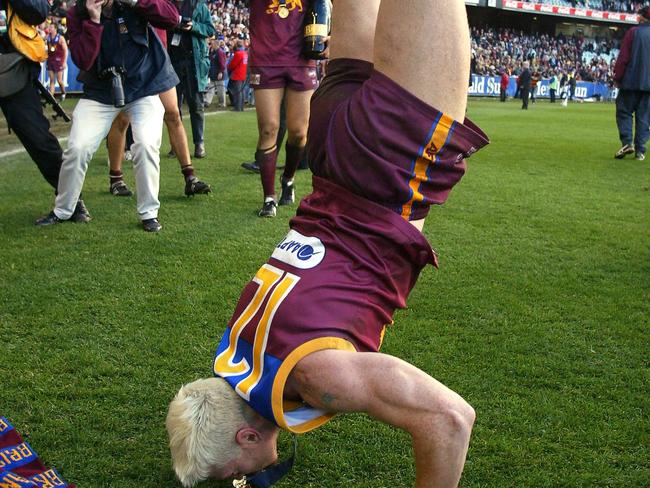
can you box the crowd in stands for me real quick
[471,26,619,84]
[521,0,645,14]
[33,1,634,100]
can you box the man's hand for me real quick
[86,0,104,23]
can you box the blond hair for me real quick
[166,378,251,487]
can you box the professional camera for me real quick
[180,16,192,28]
[99,66,126,108]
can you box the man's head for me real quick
[638,6,650,23]
[166,378,279,487]
[523,61,530,69]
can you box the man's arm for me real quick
[8,0,48,27]
[66,2,103,71]
[291,350,475,488]
[614,27,635,84]
[136,0,181,30]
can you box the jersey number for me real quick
[214,264,299,400]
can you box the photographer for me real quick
[167,0,215,159]
[0,0,89,222]
[36,0,180,232]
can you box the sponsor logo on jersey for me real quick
[272,230,325,269]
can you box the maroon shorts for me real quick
[249,65,319,91]
[308,58,490,221]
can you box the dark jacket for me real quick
[67,0,179,105]
[614,22,650,92]
[208,45,226,81]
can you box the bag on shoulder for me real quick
[0,52,31,97]
[7,3,48,63]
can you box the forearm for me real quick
[294,350,475,487]
[67,9,103,71]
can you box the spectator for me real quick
[205,38,227,107]
[227,38,247,111]
[500,68,509,101]
[168,0,216,159]
[520,60,532,109]
[613,5,650,161]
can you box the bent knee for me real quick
[164,109,182,125]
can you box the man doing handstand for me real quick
[166,0,489,486]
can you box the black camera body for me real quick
[99,66,126,108]
[180,16,192,28]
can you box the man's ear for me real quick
[235,427,261,447]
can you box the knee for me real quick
[433,399,476,442]
[164,109,182,127]
[287,130,307,147]
[259,123,280,142]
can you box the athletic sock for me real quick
[257,148,278,199]
[109,170,124,186]
[282,143,305,181]
[181,165,195,182]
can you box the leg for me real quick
[616,90,635,147]
[185,78,206,150]
[48,70,56,95]
[373,0,469,121]
[633,92,650,157]
[254,88,284,207]
[0,82,63,190]
[107,112,129,174]
[161,87,192,168]
[281,87,312,180]
[57,71,66,98]
[106,112,134,196]
[159,87,211,195]
[54,99,118,219]
[126,95,165,221]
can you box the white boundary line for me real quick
[0,108,246,161]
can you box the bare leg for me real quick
[282,88,312,181]
[160,87,192,169]
[48,70,56,96]
[373,0,469,121]
[57,71,66,98]
[254,88,284,150]
[254,88,284,202]
[107,112,130,174]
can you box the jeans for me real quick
[229,79,245,111]
[54,96,165,220]
[616,89,650,155]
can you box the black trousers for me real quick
[175,63,205,145]
[0,80,63,190]
[521,88,530,109]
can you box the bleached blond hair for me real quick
[166,377,251,487]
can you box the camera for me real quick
[100,66,126,108]
[180,16,192,27]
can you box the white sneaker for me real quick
[635,153,646,161]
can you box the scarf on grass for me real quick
[0,416,73,487]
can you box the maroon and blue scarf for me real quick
[0,417,73,487]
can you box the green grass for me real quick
[1,99,648,487]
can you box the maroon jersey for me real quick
[214,177,435,432]
[249,0,314,67]
[46,34,65,72]
[309,58,490,221]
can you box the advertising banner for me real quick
[469,75,614,100]
[502,0,638,24]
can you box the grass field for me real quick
[0,98,648,488]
